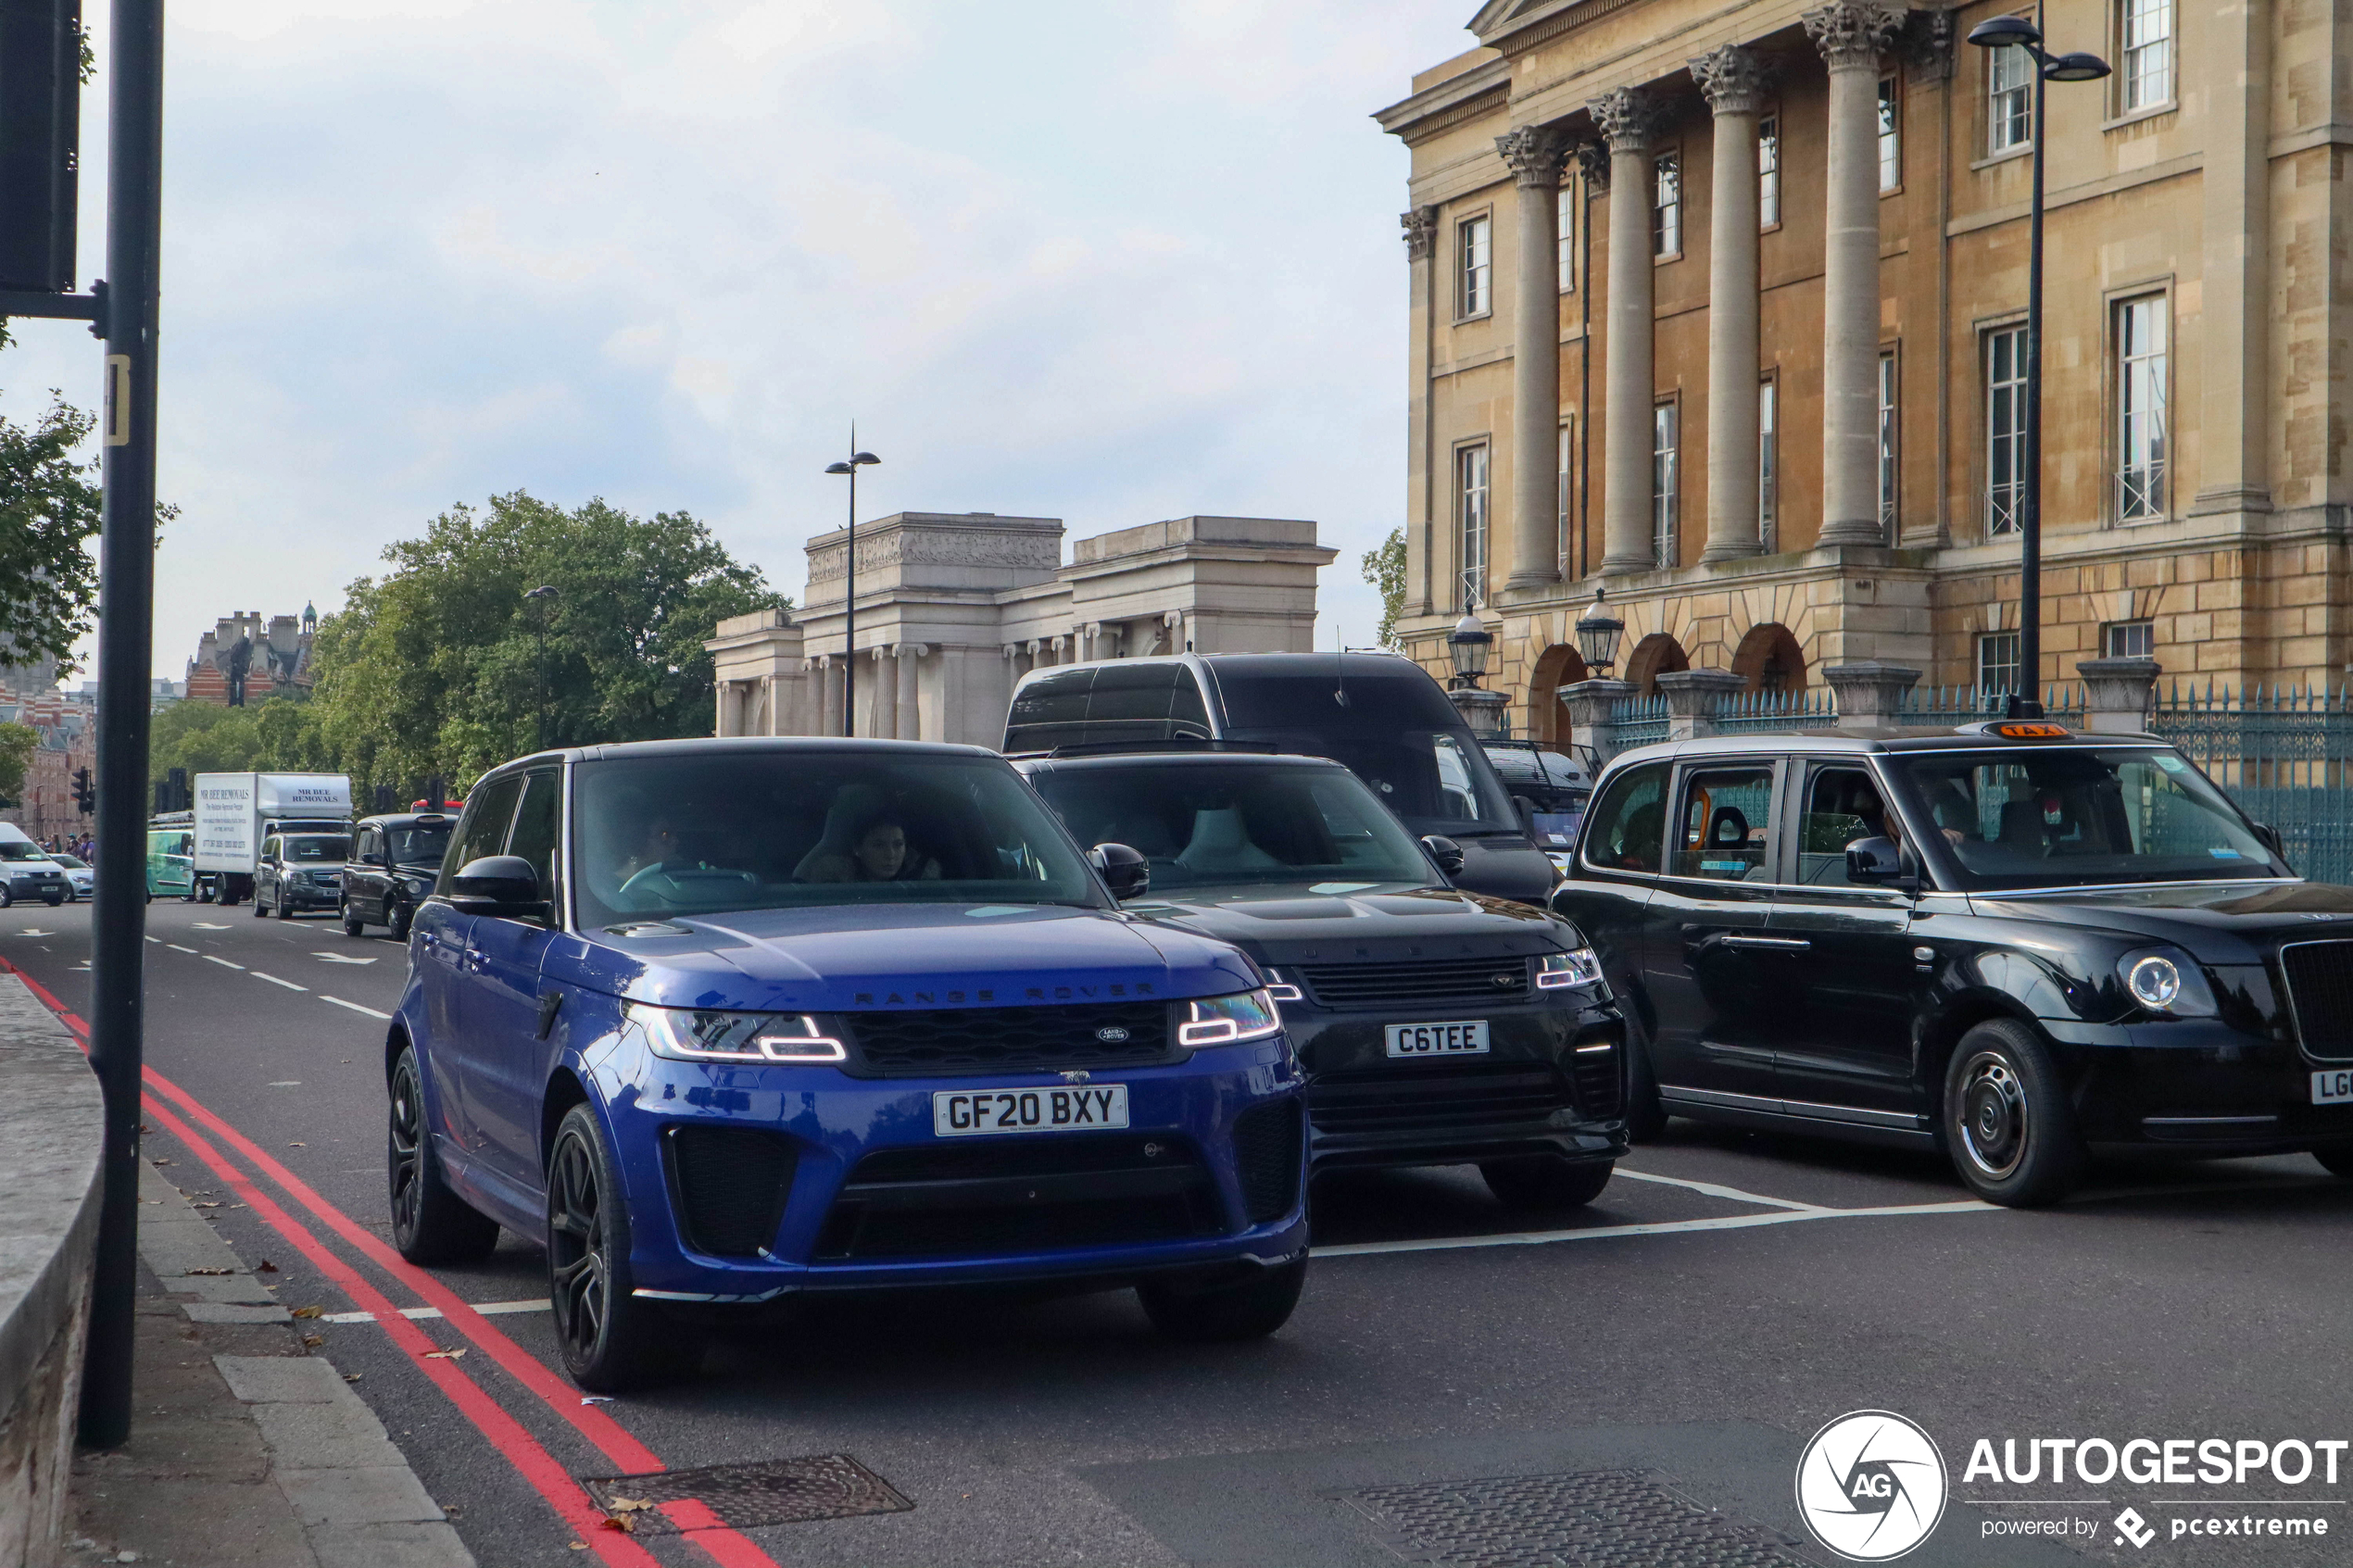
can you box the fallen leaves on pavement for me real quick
[290,1306,324,1319]
[423,1348,465,1360]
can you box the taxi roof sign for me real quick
[1964,720,2074,740]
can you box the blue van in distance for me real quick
[387,738,1309,1389]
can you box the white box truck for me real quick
[193,772,353,906]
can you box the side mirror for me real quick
[1088,842,1150,901]
[1420,834,1466,879]
[448,854,542,914]
[2252,822,2285,859]
[1844,835,1919,892]
[361,851,386,866]
[1511,793,1539,836]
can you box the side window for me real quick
[1169,671,1210,738]
[506,771,561,905]
[262,836,280,865]
[1797,766,1892,886]
[441,774,524,891]
[1670,765,1777,881]
[1003,669,1097,751]
[1580,762,1668,875]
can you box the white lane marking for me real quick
[1314,1199,1997,1258]
[268,1081,301,1087]
[205,956,245,971]
[145,935,159,943]
[254,972,307,991]
[167,944,198,954]
[12,928,53,937]
[321,996,393,1021]
[1611,1166,1826,1212]
[193,922,231,930]
[312,952,378,965]
[321,1298,549,1325]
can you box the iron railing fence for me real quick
[1711,686,1839,734]
[2148,683,2353,886]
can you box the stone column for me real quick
[872,646,895,739]
[1805,2,1904,546]
[2192,0,2271,517]
[1562,677,1637,761]
[2077,657,2160,734]
[1498,125,1571,591]
[816,657,839,736]
[1692,45,1767,563]
[1824,660,1921,725]
[895,644,925,741]
[1403,206,1440,616]
[1591,88,1661,576]
[1657,668,1747,740]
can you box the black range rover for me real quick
[1016,749,1628,1209]
[1554,721,2353,1206]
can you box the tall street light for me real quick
[525,584,559,750]
[824,432,881,737]
[1967,15,2109,719]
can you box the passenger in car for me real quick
[795,788,944,883]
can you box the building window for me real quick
[1758,115,1780,228]
[1986,325,2029,534]
[2115,294,2168,521]
[1457,445,1489,608]
[1557,188,1575,292]
[1978,631,2023,696]
[1556,420,1573,575]
[2121,0,2173,111]
[1878,77,1901,191]
[2104,620,2155,659]
[1989,44,2032,153]
[1879,350,1899,538]
[1759,378,1779,553]
[1457,214,1491,319]
[1652,402,1680,568]
[1653,152,1681,258]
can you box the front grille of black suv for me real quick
[1231,1099,1304,1223]
[813,1134,1223,1261]
[1306,1061,1572,1132]
[1294,957,1528,1010]
[2281,941,2353,1060]
[663,1125,797,1257]
[841,1000,1173,1076]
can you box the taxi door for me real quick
[1642,759,1786,1105]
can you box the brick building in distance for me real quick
[184,606,319,707]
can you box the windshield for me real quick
[0,843,54,862]
[1213,671,1521,836]
[387,823,451,866]
[1884,747,2289,889]
[282,835,350,862]
[51,854,86,869]
[573,751,1103,927]
[1028,761,1436,893]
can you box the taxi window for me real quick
[1797,766,1890,885]
[1580,762,1667,874]
[1671,765,1776,881]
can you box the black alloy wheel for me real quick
[342,900,366,938]
[387,900,413,943]
[387,1048,499,1265]
[546,1103,699,1391]
[1480,1155,1614,1210]
[1942,1018,2083,1208]
[1139,1257,1307,1342]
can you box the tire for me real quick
[252,887,270,917]
[43,892,62,907]
[0,886,13,908]
[1480,1155,1615,1210]
[1942,1018,2084,1207]
[2313,1146,2353,1179]
[182,886,197,903]
[547,1103,701,1390]
[1139,1257,1307,1343]
[342,902,367,937]
[387,901,413,943]
[387,1048,500,1265]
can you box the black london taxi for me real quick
[1553,720,2353,1207]
[1016,748,1628,1208]
[340,812,454,939]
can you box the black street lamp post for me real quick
[525,584,559,750]
[824,433,881,737]
[1967,16,2109,719]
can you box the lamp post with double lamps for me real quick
[824,438,881,737]
[1966,15,2109,719]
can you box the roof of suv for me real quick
[1013,750,1348,773]
[1605,724,2169,769]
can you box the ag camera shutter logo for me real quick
[1795,1410,1949,1561]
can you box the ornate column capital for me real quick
[1576,139,1611,192]
[1690,44,1769,116]
[1802,0,1906,71]
[1495,124,1571,188]
[1401,205,1438,262]
[1586,86,1662,153]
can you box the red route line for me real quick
[4,953,782,1568]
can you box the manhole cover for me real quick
[1348,1468,1813,1568]
[582,1454,912,1532]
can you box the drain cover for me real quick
[1348,1468,1812,1568]
[582,1454,912,1532]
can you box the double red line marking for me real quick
[4,957,778,1568]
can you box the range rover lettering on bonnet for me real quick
[849,982,1158,1006]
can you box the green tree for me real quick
[1362,526,1406,650]
[312,492,781,795]
[146,696,332,788]
[0,394,103,671]
[0,721,38,806]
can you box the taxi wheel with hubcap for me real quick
[387,1048,499,1265]
[547,1103,701,1390]
[387,901,412,942]
[1139,1258,1306,1342]
[342,901,366,938]
[1480,1155,1614,1210]
[1942,1019,2082,1207]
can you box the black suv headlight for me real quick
[1535,948,1604,991]
[2118,947,2220,1018]
[627,1002,847,1063]
[1174,989,1283,1048]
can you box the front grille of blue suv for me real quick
[385,738,1312,1392]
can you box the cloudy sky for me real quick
[2,1,1483,682]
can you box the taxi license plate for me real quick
[933,1085,1129,1136]
[2313,1069,2353,1106]
[1385,1021,1491,1059]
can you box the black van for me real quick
[1002,653,1559,905]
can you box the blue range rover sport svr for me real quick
[385,738,1310,1389]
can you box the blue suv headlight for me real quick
[627,1002,848,1063]
[1535,947,1604,990]
[1174,989,1283,1048]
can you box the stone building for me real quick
[707,512,1337,744]
[1379,0,2338,742]
[0,665,94,847]
[182,607,319,707]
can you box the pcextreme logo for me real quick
[1795,1410,1951,1562]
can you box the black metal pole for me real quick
[843,458,856,738]
[2013,65,2047,720]
[80,0,167,1450]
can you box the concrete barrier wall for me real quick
[0,976,104,1568]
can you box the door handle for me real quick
[1720,935,1812,952]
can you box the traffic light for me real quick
[167,767,188,812]
[71,765,93,814]
[0,1,83,293]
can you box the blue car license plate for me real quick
[933,1085,1131,1136]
